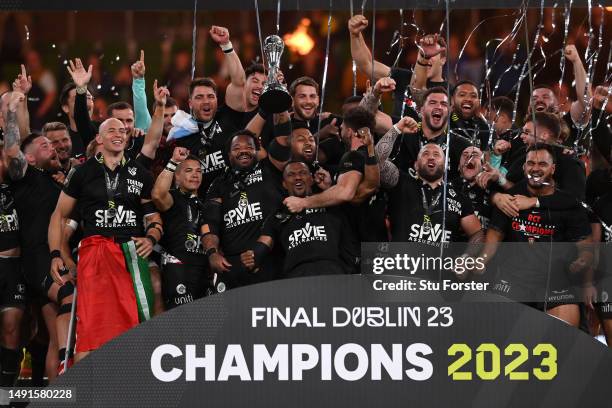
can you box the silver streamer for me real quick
[315,0,333,164]
[254,0,266,66]
[190,0,198,80]
[350,0,357,95]
[558,0,573,89]
[440,0,452,270]
[512,0,545,126]
[276,0,281,35]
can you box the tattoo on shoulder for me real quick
[8,153,27,180]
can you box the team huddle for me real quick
[0,16,610,387]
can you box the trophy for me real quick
[259,35,292,114]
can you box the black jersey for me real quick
[489,181,591,243]
[261,206,346,275]
[160,189,207,266]
[205,162,282,256]
[216,105,258,137]
[450,112,491,150]
[0,183,19,251]
[124,134,145,160]
[586,169,612,206]
[488,181,591,288]
[388,173,474,244]
[390,130,470,182]
[451,177,492,232]
[173,110,238,196]
[63,154,154,243]
[505,145,586,201]
[11,166,62,250]
[593,193,612,244]
[336,147,388,265]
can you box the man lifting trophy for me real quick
[259,34,292,113]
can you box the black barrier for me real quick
[29,275,612,407]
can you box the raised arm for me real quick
[67,58,96,146]
[375,116,418,188]
[564,44,592,125]
[3,92,28,181]
[360,77,395,134]
[11,64,32,138]
[351,128,379,204]
[152,147,188,212]
[348,15,390,81]
[140,80,168,160]
[131,49,152,131]
[210,26,246,111]
[410,34,446,91]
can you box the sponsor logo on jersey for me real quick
[244,168,263,186]
[200,150,226,174]
[288,222,328,249]
[224,202,263,228]
[549,289,574,302]
[128,167,137,176]
[127,178,144,194]
[408,223,452,243]
[0,209,19,232]
[95,205,138,228]
[494,279,511,294]
[446,197,462,214]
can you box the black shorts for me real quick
[0,257,26,309]
[21,246,53,303]
[489,275,578,305]
[287,259,345,279]
[161,262,208,310]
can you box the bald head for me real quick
[96,117,128,154]
[416,143,446,182]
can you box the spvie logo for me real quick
[95,206,137,227]
[224,202,263,228]
[408,223,452,243]
[288,222,328,249]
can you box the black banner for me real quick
[30,275,612,407]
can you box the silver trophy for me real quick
[259,35,292,114]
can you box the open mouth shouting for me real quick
[252,89,262,102]
[461,102,474,115]
[430,110,444,126]
[237,151,253,166]
[302,145,314,160]
[534,101,547,112]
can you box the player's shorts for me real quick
[160,254,207,309]
[490,272,578,307]
[0,257,26,309]
[21,246,53,304]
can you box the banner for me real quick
[30,274,612,407]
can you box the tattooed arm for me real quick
[3,92,28,181]
[375,116,418,189]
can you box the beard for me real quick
[424,114,447,132]
[418,163,444,182]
